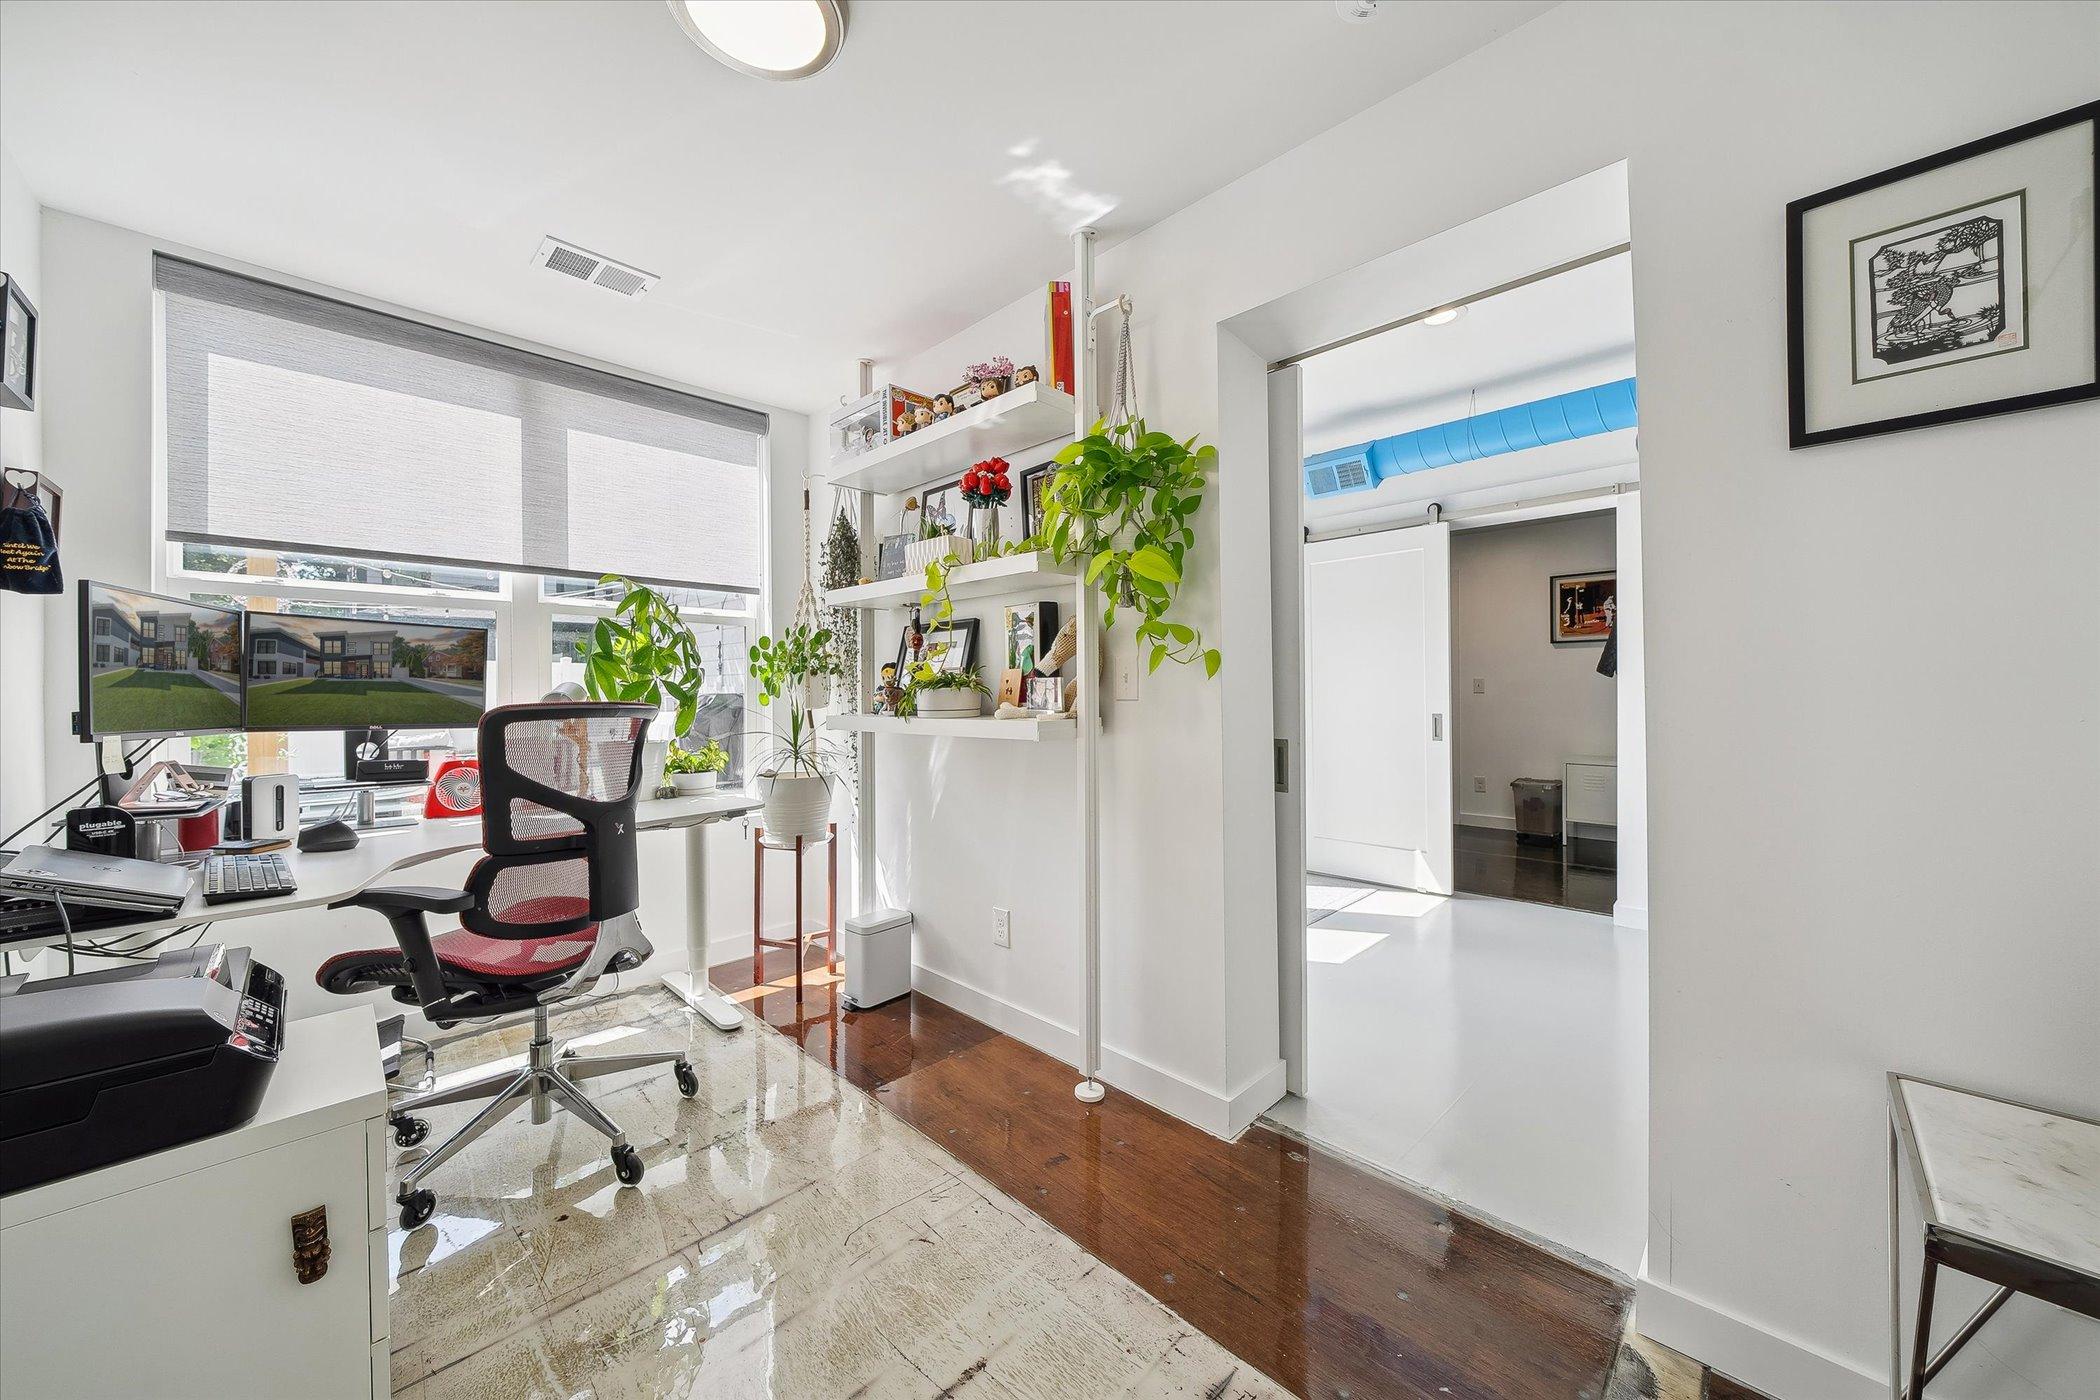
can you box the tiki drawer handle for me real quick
[291,1205,330,1284]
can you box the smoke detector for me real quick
[1336,0,1380,21]
[531,237,659,298]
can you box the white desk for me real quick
[5,791,761,1026]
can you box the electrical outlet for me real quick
[993,907,1011,948]
[1114,646,1140,702]
[1473,776,1487,794]
[1472,677,1486,693]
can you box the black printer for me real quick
[0,945,285,1193]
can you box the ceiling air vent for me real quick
[532,236,659,299]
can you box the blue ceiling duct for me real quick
[1304,376,1637,499]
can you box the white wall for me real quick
[838,4,2099,1394]
[0,144,48,840]
[21,207,830,1025]
[1612,493,1647,929]
[1451,512,1616,828]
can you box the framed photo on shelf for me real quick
[1550,571,1614,645]
[1026,676,1064,714]
[1002,601,1060,673]
[918,479,963,537]
[1019,463,1054,542]
[895,616,978,675]
[1786,101,2097,448]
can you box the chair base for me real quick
[387,1003,692,1226]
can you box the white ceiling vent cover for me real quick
[532,236,659,298]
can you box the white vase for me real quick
[670,771,718,794]
[639,737,670,799]
[914,688,982,718]
[758,770,831,841]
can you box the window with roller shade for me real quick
[156,255,768,594]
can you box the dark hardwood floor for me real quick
[1455,824,1616,915]
[712,947,1633,1399]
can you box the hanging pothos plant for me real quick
[1039,418,1220,677]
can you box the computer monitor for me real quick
[244,615,489,732]
[78,580,246,740]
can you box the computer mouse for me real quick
[298,819,361,853]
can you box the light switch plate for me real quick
[1114,646,1140,702]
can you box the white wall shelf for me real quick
[828,382,1076,496]
[826,712,1075,742]
[823,551,1078,610]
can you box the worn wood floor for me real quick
[1454,824,1617,916]
[710,945,1766,1400]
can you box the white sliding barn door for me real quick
[1303,524,1453,893]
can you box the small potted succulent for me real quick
[664,738,729,794]
[960,456,1012,559]
[898,662,988,719]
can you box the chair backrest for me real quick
[463,701,653,940]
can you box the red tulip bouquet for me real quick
[960,456,1013,561]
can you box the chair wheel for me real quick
[674,1060,699,1098]
[612,1143,645,1185]
[398,1189,436,1230]
[391,1115,430,1148]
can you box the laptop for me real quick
[0,846,193,914]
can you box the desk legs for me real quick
[661,819,746,1033]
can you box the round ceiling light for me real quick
[1422,305,1466,326]
[668,0,846,81]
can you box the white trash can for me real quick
[843,908,912,1010]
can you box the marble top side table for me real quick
[1887,1073,2100,1399]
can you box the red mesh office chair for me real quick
[317,701,696,1229]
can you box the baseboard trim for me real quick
[1636,1272,1883,1400]
[1613,901,1648,929]
[908,963,1260,1139]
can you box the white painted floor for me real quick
[1265,877,1647,1276]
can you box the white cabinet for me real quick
[1563,755,1618,845]
[2,1008,389,1399]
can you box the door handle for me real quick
[1431,713,1444,741]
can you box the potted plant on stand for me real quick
[748,623,846,841]
[582,576,707,795]
[664,738,728,794]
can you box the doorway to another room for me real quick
[1256,169,1650,1277]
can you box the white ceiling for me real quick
[0,0,1552,415]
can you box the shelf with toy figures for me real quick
[827,382,1075,496]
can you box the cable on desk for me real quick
[0,738,164,849]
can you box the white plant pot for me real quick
[804,675,832,711]
[904,536,962,574]
[669,771,719,794]
[639,737,670,798]
[914,688,982,718]
[758,770,831,841]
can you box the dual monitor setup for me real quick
[77,578,490,751]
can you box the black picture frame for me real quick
[1550,571,1614,646]
[1786,101,2099,449]
[895,616,978,675]
[1,272,38,412]
[1019,463,1054,542]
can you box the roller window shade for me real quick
[158,255,767,593]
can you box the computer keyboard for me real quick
[201,852,298,906]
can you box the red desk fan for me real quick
[424,757,482,820]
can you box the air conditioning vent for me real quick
[1307,464,1340,497]
[1333,460,1369,491]
[532,236,658,299]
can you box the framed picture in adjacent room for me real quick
[895,617,978,675]
[1786,101,2097,448]
[0,272,37,411]
[1550,571,1615,645]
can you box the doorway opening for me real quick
[1253,165,1648,1277]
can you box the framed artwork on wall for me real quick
[1550,571,1615,645]
[894,617,978,675]
[1002,601,1060,673]
[1786,101,2097,448]
[1019,463,1054,542]
[0,272,37,412]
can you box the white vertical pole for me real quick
[852,359,878,917]
[1072,229,1105,1105]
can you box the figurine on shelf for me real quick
[932,393,955,421]
[913,404,936,432]
[1014,364,1039,389]
[979,376,1005,400]
[965,356,1014,401]
[874,662,903,716]
[895,410,915,438]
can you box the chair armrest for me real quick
[334,885,473,915]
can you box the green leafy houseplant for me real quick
[748,624,844,776]
[665,739,729,775]
[895,662,988,719]
[582,576,707,735]
[1040,418,1221,677]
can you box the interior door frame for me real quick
[1267,366,1308,1095]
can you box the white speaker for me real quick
[240,774,301,841]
